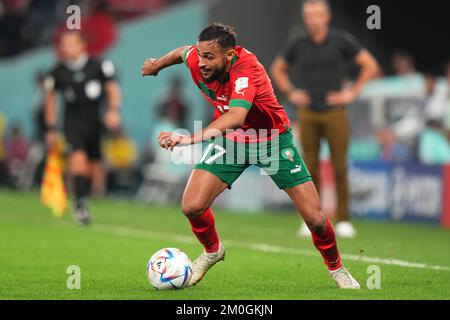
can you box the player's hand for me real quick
[141,58,159,76]
[45,129,58,148]
[104,109,121,132]
[287,89,311,109]
[157,131,192,151]
[326,88,357,107]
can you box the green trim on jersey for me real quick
[219,55,239,83]
[229,99,252,110]
[230,55,238,67]
[198,81,217,101]
[182,47,190,67]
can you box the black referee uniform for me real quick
[44,55,116,159]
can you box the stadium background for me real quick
[0,0,450,300]
[1,0,449,224]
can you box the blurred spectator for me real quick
[15,72,49,190]
[80,0,118,57]
[157,76,188,129]
[32,72,47,142]
[106,0,167,21]
[4,123,29,186]
[422,69,449,121]
[135,92,191,204]
[391,50,417,76]
[443,61,450,135]
[54,0,118,58]
[0,113,9,185]
[418,119,450,165]
[0,0,32,57]
[0,0,60,57]
[393,70,448,157]
[376,128,412,163]
[0,113,4,160]
[0,0,188,58]
[102,128,138,193]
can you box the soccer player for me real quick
[141,23,360,289]
[44,30,121,225]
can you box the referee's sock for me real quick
[73,175,90,209]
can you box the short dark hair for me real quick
[302,0,330,11]
[197,23,237,49]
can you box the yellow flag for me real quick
[40,149,68,217]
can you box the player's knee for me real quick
[181,200,207,219]
[303,208,325,233]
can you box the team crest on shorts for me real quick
[281,148,294,162]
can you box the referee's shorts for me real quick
[65,122,102,160]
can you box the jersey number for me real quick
[216,105,230,114]
[200,143,226,164]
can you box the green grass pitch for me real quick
[0,190,449,300]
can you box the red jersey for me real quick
[183,46,290,143]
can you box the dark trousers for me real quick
[298,107,350,222]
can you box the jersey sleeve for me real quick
[98,59,117,83]
[182,45,197,69]
[43,68,60,92]
[340,31,363,60]
[229,65,256,110]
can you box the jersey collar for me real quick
[64,54,89,71]
[219,54,239,84]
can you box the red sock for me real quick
[187,208,220,253]
[310,216,343,271]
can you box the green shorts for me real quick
[195,130,312,189]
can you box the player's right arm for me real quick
[141,46,190,76]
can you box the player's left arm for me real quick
[104,80,122,130]
[158,107,249,150]
[158,73,254,150]
[101,60,122,131]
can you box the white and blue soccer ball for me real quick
[147,248,192,290]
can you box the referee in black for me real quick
[44,30,121,225]
[271,0,378,238]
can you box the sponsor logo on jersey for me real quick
[290,165,303,174]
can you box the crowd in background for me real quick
[0,0,184,58]
[0,0,450,198]
[375,52,450,165]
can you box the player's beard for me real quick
[202,65,227,84]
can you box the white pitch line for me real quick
[88,223,450,272]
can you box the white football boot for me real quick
[334,221,356,238]
[189,242,226,286]
[329,267,360,289]
[297,222,311,238]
